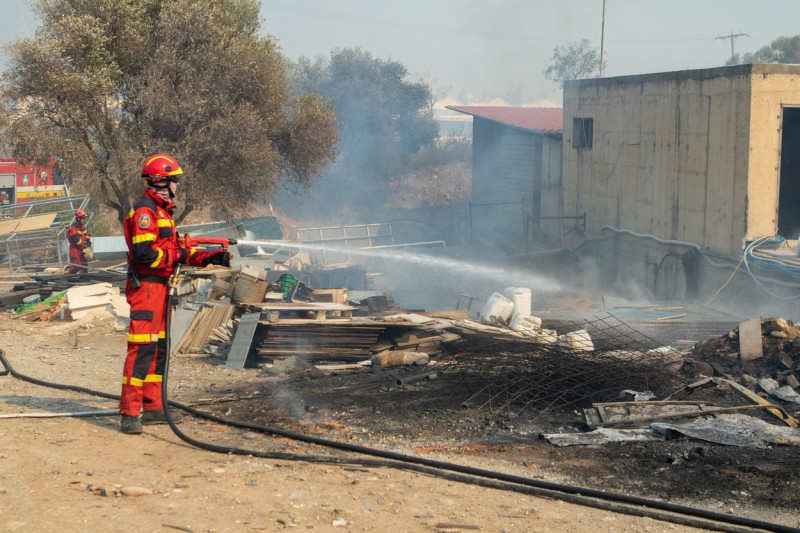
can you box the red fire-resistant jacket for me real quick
[123,187,209,277]
[67,220,91,266]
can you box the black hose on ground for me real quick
[0,325,796,533]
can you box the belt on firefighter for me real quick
[137,275,170,285]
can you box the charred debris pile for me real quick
[685,316,800,390]
[3,262,800,427]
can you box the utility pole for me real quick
[599,0,607,77]
[715,30,749,61]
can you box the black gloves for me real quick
[84,239,92,248]
[203,250,231,267]
[174,247,189,264]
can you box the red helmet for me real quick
[141,154,183,181]
[76,209,87,218]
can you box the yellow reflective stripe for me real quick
[132,233,156,244]
[128,208,135,216]
[122,375,160,384]
[158,330,166,339]
[149,248,165,268]
[123,376,144,387]
[156,219,173,228]
[127,332,160,343]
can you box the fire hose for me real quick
[3,351,794,533]
[0,262,797,532]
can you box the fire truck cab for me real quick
[0,158,69,204]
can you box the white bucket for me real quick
[480,292,515,325]
[502,287,531,317]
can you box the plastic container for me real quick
[556,329,595,352]
[509,314,542,334]
[276,273,298,299]
[22,294,41,305]
[480,292,515,325]
[503,287,531,317]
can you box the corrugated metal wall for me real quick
[471,118,561,253]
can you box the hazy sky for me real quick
[5,0,800,103]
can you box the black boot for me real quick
[120,415,143,434]
[142,409,183,425]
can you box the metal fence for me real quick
[0,195,91,273]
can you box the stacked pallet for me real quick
[253,319,386,364]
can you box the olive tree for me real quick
[727,34,800,65]
[0,0,337,223]
[543,39,602,88]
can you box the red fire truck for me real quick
[0,158,70,204]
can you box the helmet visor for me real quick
[146,175,180,185]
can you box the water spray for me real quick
[234,238,564,295]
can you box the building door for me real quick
[778,107,800,239]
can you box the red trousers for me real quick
[119,280,170,416]
[66,246,87,274]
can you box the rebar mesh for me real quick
[440,312,687,418]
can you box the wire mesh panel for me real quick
[442,312,687,418]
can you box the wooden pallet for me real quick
[247,302,355,322]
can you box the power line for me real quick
[715,30,749,59]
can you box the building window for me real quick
[573,117,593,149]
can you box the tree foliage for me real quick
[0,0,338,224]
[288,47,438,212]
[727,34,800,65]
[543,39,602,87]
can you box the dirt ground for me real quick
[1,312,799,533]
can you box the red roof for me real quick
[446,106,563,135]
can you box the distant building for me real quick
[434,96,522,138]
[433,96,472,137]
[521,98,561,108]
[473,97,511,107]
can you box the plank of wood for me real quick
[14,213,57,232]
[738,317,763,361]
[68,294,111,310]
[170,308,198,355]
[66,282,113,299]
[0,219,19,234]
[586,404,793,428]
[419,309,470,320]
[722,377,799,427]
[226,312,261,369]
[0,288,43,307]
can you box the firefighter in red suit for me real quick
[65,209,91,274]
[119,154,231,435]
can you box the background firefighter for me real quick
[120,154,231,435]
[65,209,91,274]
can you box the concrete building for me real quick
[561,64,800,315]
